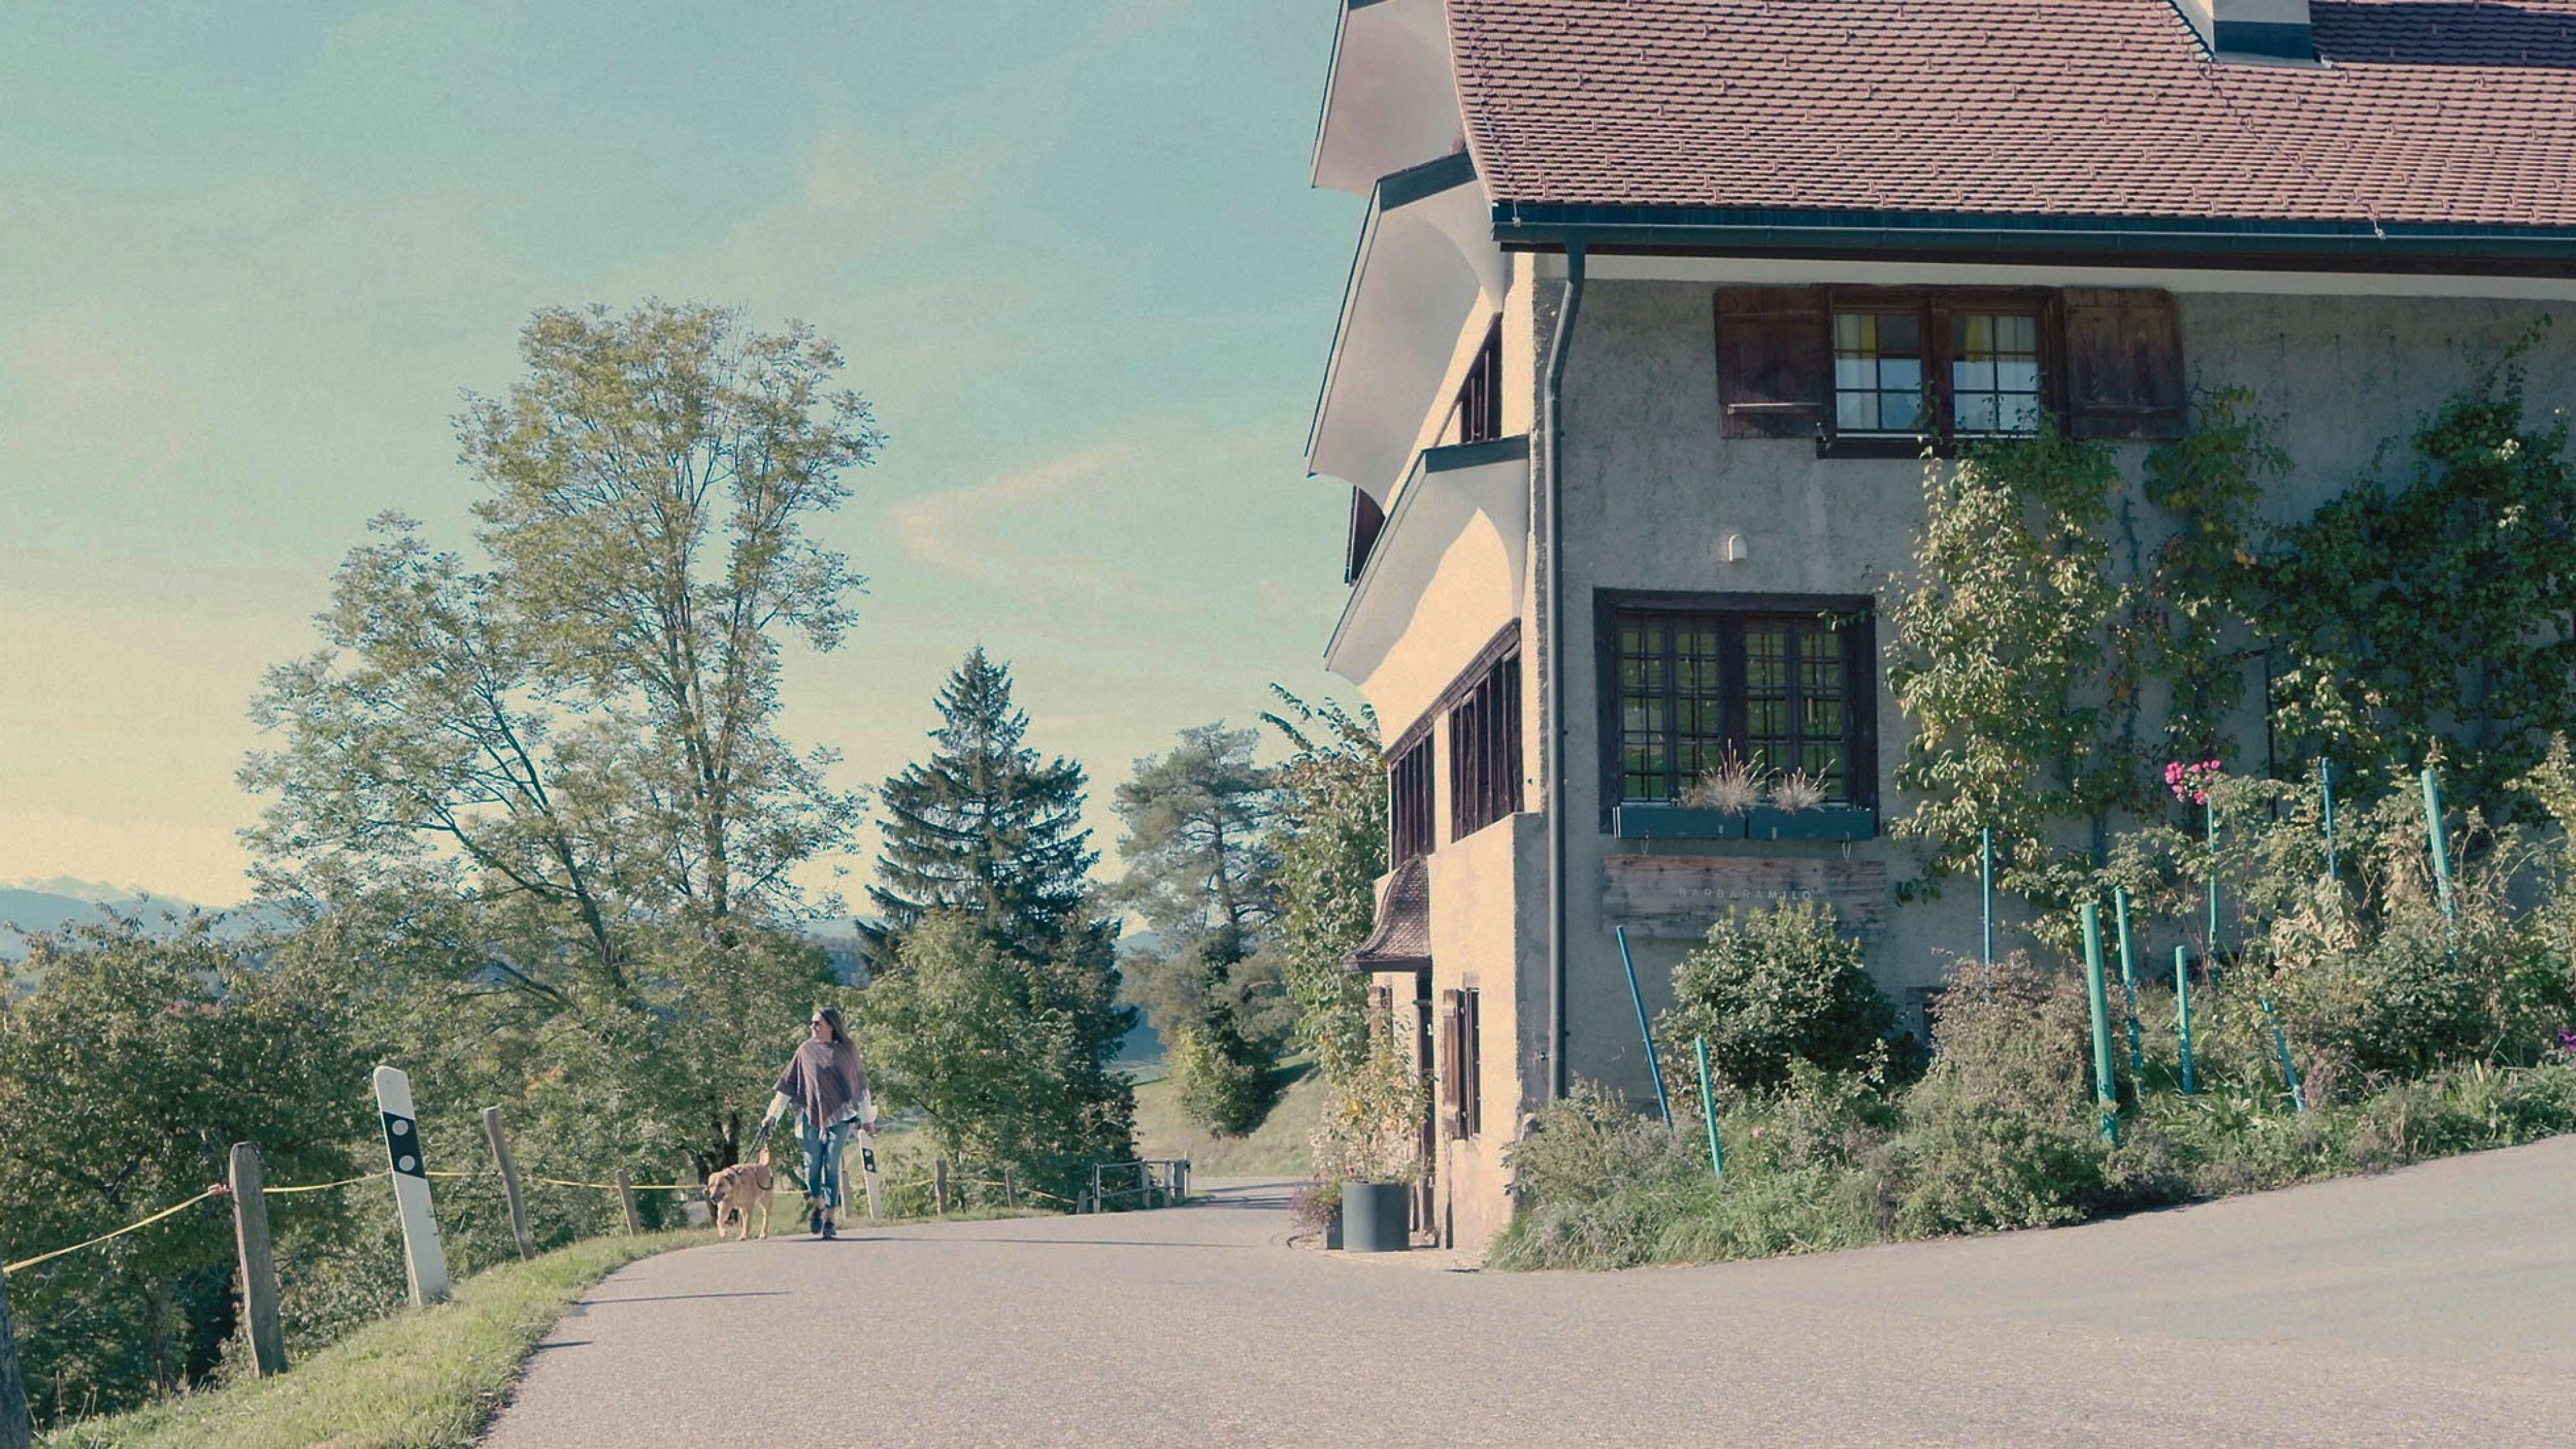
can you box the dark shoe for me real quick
[808,1205,823,1236]
[821,1218,837,1240]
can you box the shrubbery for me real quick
[1167,1023,1270,1137]
[1657,900,1907,1094]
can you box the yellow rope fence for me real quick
[5,1146,1108,1275]
[3,1163,705,1276]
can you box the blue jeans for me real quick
[799,1115,853,1210]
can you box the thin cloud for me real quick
[885,444,1182,612]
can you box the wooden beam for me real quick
[227,1144,288,1377]
[1601,853,1890,939]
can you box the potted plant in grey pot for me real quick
[1613,753,1761,841]
[1746,768,1877,842]
[1316,1004,1429,1253]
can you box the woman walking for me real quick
[755,1007,875,1238]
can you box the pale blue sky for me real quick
[0,1,1360,906]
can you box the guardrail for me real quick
[1081,1159,1190,1213]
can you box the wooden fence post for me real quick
[1002,1166,1018,1210]
[1,1233,32,1449]
[482,1108,533,1261]
[932,1159,949,1216]
[226,1144,288,1378]
[372,1065,450,1306]
[613,1171,641,1236]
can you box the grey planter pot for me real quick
[1612,804,1748,841]
[1339,1180,1411,1253]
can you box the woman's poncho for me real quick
[775,1037,868,1126]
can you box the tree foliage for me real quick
[865,647,1099,967]
[1259,690,1384,1082]
[240,301,877,1177]
[855,912,1135,1198]
[0,922,371,1417]
[1110,723,1287,1132]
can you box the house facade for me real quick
[1305,0,2576,1254]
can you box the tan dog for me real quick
[706,1148,775,1240]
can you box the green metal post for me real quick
[2420,767,2457,930]
[2173,945,2196,1096]
[2114,887,2144,1078]
[2260,998,2307,1113]
[1692,1036,1723,1180]
[1614,926,1672,1126]
[2319,757,2338,883]
[1979,827,1994,971]
[2079,904,2121,1144]
[2205,799,2222,967]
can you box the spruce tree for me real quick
[864,646,1102,967]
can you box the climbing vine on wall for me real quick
[1886,422,2138,916]
[2232,337,2576,812]
[1892,331,2576,926]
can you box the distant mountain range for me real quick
[0,878,268,961]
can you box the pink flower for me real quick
[2166,759,2222,805]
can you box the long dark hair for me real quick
[812,1006,849,1045]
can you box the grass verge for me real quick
[43,1231,698,1449]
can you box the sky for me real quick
[0,1,1362,910]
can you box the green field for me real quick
[1130,1056,1324,1179]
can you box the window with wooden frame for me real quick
[1438,987,1482,1139]
[1600,594,1876,810]
[1717,286,2183,451]
[1446,319,1503,447]
[1447,646,1521,839]
[1388,731,1436,868]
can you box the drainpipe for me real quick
[1543,241,1586,1100]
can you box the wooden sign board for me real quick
[1602,853,1889,940]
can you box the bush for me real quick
[1658,900,1903,1095]
[1169,1024,1271,1136]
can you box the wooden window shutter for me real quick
[1461,988,1482,1138]
[1437,990,1464,1138]
[2062,288,2185,440]
[1714,286,1830,439]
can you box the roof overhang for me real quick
[1344,857,1431,974]
[1489,203,2576,278]
[1309,152,1507,499]
[1326,435,1530,686]
[1311,0,1462,197]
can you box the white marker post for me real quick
[373,1065,450,1305]
[854,1088,883,1223]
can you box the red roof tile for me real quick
[1450,0,2576,230]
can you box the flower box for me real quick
[1611,804,1748,841]
[1744,804,1878,843]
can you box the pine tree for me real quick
[864,647,1102,967]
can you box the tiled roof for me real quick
[1345,858,1432,973]
[1450,0,2576,231]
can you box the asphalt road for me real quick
[482,1136,2576,1447]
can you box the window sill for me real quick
[1613,802,1878,843]
[1815,432,2047,461]
[1817,433,1935,460]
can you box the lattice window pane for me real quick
[1953,311,2043,437]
